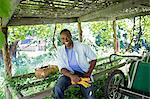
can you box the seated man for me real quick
[54,29,97,99]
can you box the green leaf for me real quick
[0,0,11,17]
[21,35,25,40]
[0,31,5,49]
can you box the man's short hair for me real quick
[60,29,71,36]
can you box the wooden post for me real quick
[78,22,83,42]
[1,27,12,99]
[112,20,119,53]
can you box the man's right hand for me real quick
[70,74,81,83]
[61,68,81,83]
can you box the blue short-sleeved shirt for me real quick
[65,48,84,73]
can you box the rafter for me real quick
[8,17,78,26]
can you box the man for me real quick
[54,29,97,99]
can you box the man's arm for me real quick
[61,68,73,78]
[82,44,97,77]
[84,59,97,77]
[61,68,81,82]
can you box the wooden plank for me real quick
[78,0,150,22]
[12,73,35,79]
[8,17,78,26]
[23,88,53,99]
[18,77,50,90]
[2,0,22,27]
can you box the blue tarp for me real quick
[21,39,31,44]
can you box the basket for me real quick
[35,65,58,78]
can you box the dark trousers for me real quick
[54,71,94,99]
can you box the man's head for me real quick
[60,29,73,48]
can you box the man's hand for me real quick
[70,74,81,83]
[71,77,91,88]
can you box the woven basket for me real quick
[35,65,58,78]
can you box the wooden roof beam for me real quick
[78,0,150,22]
[8,17,78,26]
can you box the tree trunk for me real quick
[1,27,12,99]
[2,27,12,77]
[9,40,19,59]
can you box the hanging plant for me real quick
[0,18,6,49]
[0,31,5,49]
[0,0,11,17]
[0,0,11,49]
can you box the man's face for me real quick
[60,32,72,47]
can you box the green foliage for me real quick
[63,75,107,99]
[64,86,82,98]
[7,72,59,97]
[93,75,108,98]
[117,19,129,30]
[89,21,113,47]
[143,15,150,44]
[0,31,5,49]
[8,24,62,40]
[8,23,80,54]
[0,90,4,99]
[31,52,56,66]
[11,49,57,75]
[0,0,11,17]
[12,54,32,75]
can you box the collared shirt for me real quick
[57,41,96,73]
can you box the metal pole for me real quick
[119,87,150,99]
